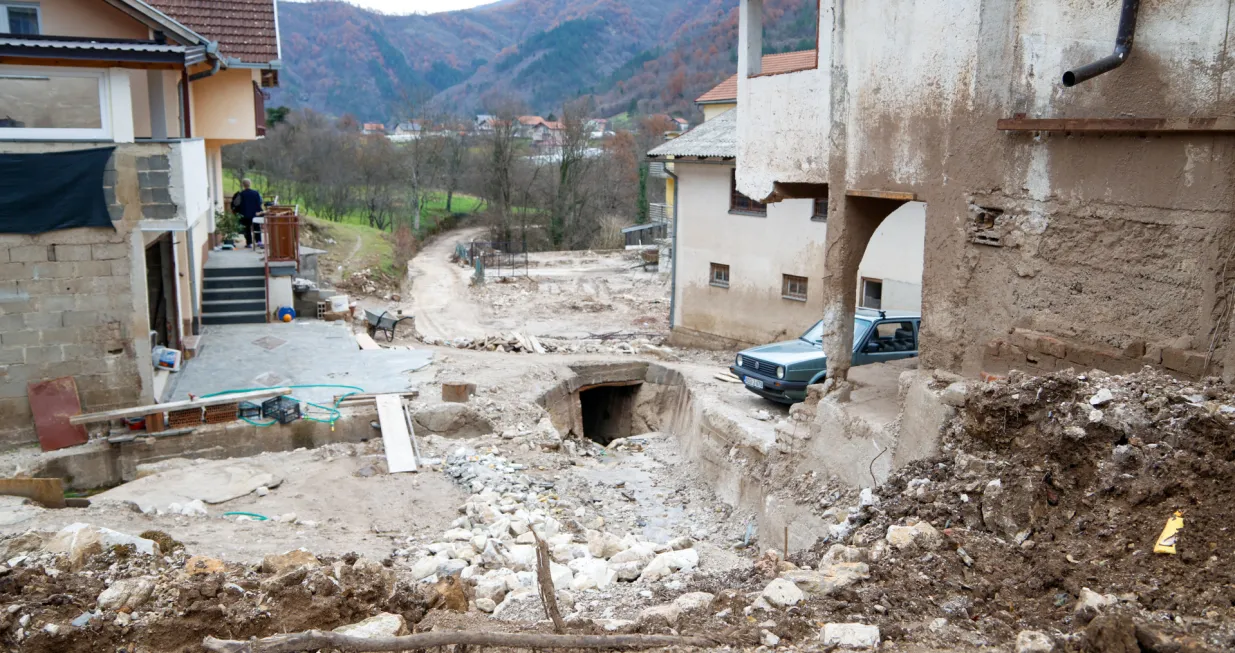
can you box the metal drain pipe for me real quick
[1062,0,1141,87]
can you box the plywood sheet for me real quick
[28,377,88,451]
[375,394,417,474]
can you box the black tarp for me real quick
[0,147,116,234]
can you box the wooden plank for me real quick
[375,394,418,474]
[356,333,381,351]
[997,116,1235,134]
[845,189,918,202]
[69,388,292,425]
[28,377,88,451]
[334,391,419,405]
[0,478,66,509]
[529,334,547,355]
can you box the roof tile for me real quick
[696,50,818,104]
[147,0,278,64]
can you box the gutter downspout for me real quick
[665,163,680,330]
[1062,0,1140,87]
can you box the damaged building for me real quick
[735,0,1235,386]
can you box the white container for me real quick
[329,295,349,313]
[152,346,183,372]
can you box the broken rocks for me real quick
[43,523,158,569]
[821,623,881,649]
[96,576,156,612]
[761,578,804,608]
[1016,630,1056,653]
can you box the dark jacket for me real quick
[235,188,263,220]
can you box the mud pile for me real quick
[0,528,427,653]
[795,367,1235,651]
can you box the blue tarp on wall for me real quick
[0,147,116,234]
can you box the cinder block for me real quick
[140,187,173,204]
[1009,329,1038,352]
[0,330,39,347]
[1162,347,1207,378]
[38,295,76,312]
[39,327,84,346]
[0,314,22,332]
[22,345,64,365]
[61,310,100,328]
[73,261,112,277]
[22,311,62,330]
[0,397,32,422]
[9,245,49,263]
[138,154,170,171]
[31,262,75,279]
[0,347,23,365]
[0,262,27,278]
[108,204,124,222]
[141,203,178,220]
[138,171,170,188]
[53,244,93,262]
[91,243,129,261]
[0,248,7,263]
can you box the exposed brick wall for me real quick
[0,146,156,450]
[983,329,1220,381]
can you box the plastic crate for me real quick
[261,396,301,425]
[238,401,263,420]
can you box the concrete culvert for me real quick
[413,403,493,438]
[578,383,641,445]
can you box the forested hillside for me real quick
[273,0,819,121]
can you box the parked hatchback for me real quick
[730,309,921,404]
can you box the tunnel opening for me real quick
[578,382,642,445]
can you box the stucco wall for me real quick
[191,69,260,144]
[40,0,147,39]
[702,102,737,122]
[737,0,1235,378]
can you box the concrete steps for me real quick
[203,265,265,325]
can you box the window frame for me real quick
[709,263,730,289]
[782,274,808,302]
[812,197,828,222]
[2,3,40,35]
[860,277,883,310]
[0,65,112,141]
[729,169,767,217]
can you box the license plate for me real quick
[744,377,764,390]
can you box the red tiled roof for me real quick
[695,50,818,104]
[148,0,279,64]
[518,115,547,126]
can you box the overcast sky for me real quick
[307,0,497,14]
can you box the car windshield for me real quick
[799,318,872,347]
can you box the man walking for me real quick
[233,178,264,248]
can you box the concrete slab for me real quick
[95,460,282,511]
[167,321,433,407]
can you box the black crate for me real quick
[261,396,301,425]
[238,401,263,419]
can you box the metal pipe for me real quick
[665,164,680,329]
[1062,0,1140,87]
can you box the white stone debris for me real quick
[1016,630,1056,653]
[821,623,881,648]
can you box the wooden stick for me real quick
[533,530,565,634]
[203,631,716,652]
[783,525,789,560]
[70,388,292,425]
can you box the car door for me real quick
[853,320,919,365]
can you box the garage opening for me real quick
[579,383,641,445]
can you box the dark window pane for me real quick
[7,7,39,35]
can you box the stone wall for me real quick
[0,143,162,450]
[983,329,1216,381]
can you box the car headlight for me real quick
[736,355,744,367]
[777,366,785,379]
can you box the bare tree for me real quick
[441,127,472,214]
[481,99,523,243]
[549,98,597,249]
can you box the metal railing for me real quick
[457,240,528,282]
[649,202,669,223]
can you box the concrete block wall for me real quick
[0,143,163,450]
[981,329,1218,381]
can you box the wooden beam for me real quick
[70,388,291,425]
[845,189,918,202]
[997,116,1235,134]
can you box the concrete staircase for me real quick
[202,265,266,325]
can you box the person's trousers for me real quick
[243,218,262,246]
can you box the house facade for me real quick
[733,0,1235,384]
[0,0,279,449]
[650,64,924,349]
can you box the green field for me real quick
[223,170,484,236]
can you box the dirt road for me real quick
[407,227,488,342]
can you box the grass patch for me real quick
[302,216,396,278]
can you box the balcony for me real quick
[649,161,669,178]
[649,202,669,223]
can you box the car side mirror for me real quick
[863,341,880,353]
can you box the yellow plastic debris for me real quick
[1154,511,1184,554]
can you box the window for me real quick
[782,274,808,301]
[812,197,827,221]
[0,67,110,139]
[863,321,918,353]
[729,170,766,216]
[860,278,883,310]
[2,4,39,34]
[709,263,730,289]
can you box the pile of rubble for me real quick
[0,523,427,653]
[419,331,678,359]
[399,445,704,622]
[772,366,1235,651]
